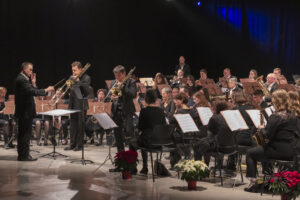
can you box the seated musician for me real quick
[265,73,277,94]
[160,87,175,120]
[190,91,210,161]
[273,67,287,84]
[33,116,51,146]
[174,56,191,76]
[129,89,166,175]
[245,90,300,192]
[171,86,179,100]
[179,86,195,107]
[185,75,198,96]
[85,89,107,145]
[252,89,268,109]
[193,100,235,166]
[169,93,192,168]
[171,69,186,88]
[288,90,300,132]
[0,87,15,149]
[228,77,242,96]
[153,73,168,99]
[218,67,236,92]
[248,69,258,80]
[195,68,208,87]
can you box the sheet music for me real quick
[221,110,249,131]
[40,109,80,116]
[196,107,213,126]
[93,113,118,130]
[265,107,273,117]
[174,114,199,133]
[165,117,169,124]
[246,109,267,128]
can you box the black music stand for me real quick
[40,109,80,159]
[92,113,118,175]
[69,83,95,165]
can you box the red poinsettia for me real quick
[114,150,138,172]
[268,171,300,199]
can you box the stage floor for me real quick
[0,142,277,200]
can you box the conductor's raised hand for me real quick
[45,86,55,93]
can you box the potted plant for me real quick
[175,160,210,190]
[267,171,300,200]
[114,150,138,179]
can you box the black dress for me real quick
[160,101,176,121]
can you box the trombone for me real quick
[48,63,91,107]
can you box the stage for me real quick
[0,143,277,200]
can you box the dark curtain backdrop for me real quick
[0,0,299,94]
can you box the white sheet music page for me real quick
[265,107,273,117]
[197,107,213,126]
[246,109,267,128]
[174,114,199,133]
[40,109,80,116]
[221,110,249,131]
[93,113,118,130]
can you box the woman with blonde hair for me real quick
[245,89,300,192]
[288,90,300,117]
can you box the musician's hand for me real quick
[258,125,264,129]
[31,73,36,84]
[45,86,55,93]
[0,110,4,114]
[111,94,119,101]
[71,75,80,82]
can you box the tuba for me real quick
[48,63,91,107]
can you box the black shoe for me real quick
[18,155,38,161]
[109,168,121,172]
[132,168,138,175]
[140,167,148,175]
[64,146,75,151]
[73,146,82,151]
[4,143,14,149]
[244,182,261,193]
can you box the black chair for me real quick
[138,124,175,182]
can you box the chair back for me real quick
[151,124,175,146]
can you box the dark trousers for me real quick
[246,146,266,178]
[70,111,86,148]
[17,117,33,159]
[113,115,125,153]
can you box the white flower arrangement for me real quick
[175,160,210,182]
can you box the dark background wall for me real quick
[0,0,299,94]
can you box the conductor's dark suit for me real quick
[68,74,91,148]
[15,73,47,159]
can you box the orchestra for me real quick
[0,58,300,194]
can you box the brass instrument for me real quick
[48,63,91,107]
[209,89,231,102]
[104,67,136,101]
[253,109,266,146]
[256,75,271,97]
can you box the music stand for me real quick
[69,83,95,165]
[92,113,118,175]
[39,109,80,159]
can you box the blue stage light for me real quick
[196,1,201,6]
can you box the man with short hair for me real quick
[273,67,287,84]
[15,62,54,161]
[228,77,242,96]
[175,56,191,76]
[64,61,91,151]
[252,89,268,109]
[265,73,277,94]
[179,86,195,107]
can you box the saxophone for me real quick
[253,109,266,146]
[256,75,271,97]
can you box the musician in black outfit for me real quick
[130,89,166,174]
[245,90,300,192]
[193,100,235,166]
[160,87,176,120]
[174,56,191,76]
[15,62,54,161]
[109,65,137,153]
[64,61,91,151]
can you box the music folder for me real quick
[174,114,199,133]
[246,109,267,128]
[93,113,118,130]
[196,107,213,126]
[40,109,80,117]
[139,78,154,87]
[220,110,249,131]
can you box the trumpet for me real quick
[48,63,91,107]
